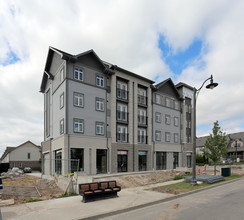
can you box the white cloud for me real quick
[0,0,244,155]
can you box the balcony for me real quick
[138,135,148,144]
[116,88,128,101]
[138,95,147,106]
[138,115,147,127]
[117,110,128,123]
[116,133,128,143]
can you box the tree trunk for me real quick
[214,164,216,175]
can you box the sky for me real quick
[0,0,244,155]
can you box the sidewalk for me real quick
[0,179,183,220]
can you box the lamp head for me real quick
[206,75,218,89]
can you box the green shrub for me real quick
[26,198,42,203]
[59,192,78,198]
[173,175,184,180]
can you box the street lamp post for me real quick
[191,75,218,186]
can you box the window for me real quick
[165,115,171,125]
[96,122,104,135]
[117,104,127,121]
[71,148,84,173]
[60,119,64,134]
[174,101,179,110]
[117,126,128,142]
[166,97,170,107]
[60,67,64,82]
[60,93,64,109]
[74,67,83,81]
[27,153,30,159]
[74,92,84,107]
[138,88,147,105]
[174,117,179,127]
[96,75,104,87]
[155,112,161,123]
[174,133,179,143]
[186,120,191,128]
[138,109,146,124]
[96,97,104,111]
[165,132,171,142]
[138,129,147,144]
[156,94,161,104]
[74,119,84,133]
[117,81,128,100]
[156,152,167,170]
[186,135,191,143]
[155,130,161,141]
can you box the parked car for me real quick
[23,167,32,173]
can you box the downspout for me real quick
[133,81,135,172]
[105,80,109,173]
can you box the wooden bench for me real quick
[79,180,121,202]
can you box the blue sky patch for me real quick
[1,50,20,66]
[158,36,204,75]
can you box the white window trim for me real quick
[60,93,64,109]
[96,97,104,111]
[155,130,161,141]
[174,117,179,127]
[165,115,171,125]
[165,132,171,142]
[74,67,83,81]
[60,67,64,82]
[96,75,104,87]
[155,112,161,123]
[74,92,84,107]
[96,122,105,135]
[74,119,84,133]
[60,119,64,134]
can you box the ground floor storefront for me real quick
[41,135,191,175]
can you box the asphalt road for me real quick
[100,178,244,220]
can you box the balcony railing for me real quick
[116,88,128,101]
[138,135,148,144]
[138,95,147,106]
[117,110,128,122]
[116,133,128,142]
[138,115,147,126]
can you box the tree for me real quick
[202,121,227,175]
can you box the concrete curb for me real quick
[80,177,244,220]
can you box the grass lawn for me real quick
[151,175,242,195]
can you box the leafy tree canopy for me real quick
[203,120,227,163]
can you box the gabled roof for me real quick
[175,82,194,90]
[40,47,113,93]
[154,78,182,99]
[0,141,40,162]
[0,147,15,161]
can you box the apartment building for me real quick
[40,47,194,175]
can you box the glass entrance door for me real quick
[117,150,128,172]
[138,151,147,171]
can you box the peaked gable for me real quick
[155,78,181,100]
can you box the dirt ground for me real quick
[1,167,244,205]
[1,175,63,205]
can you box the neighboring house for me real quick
[196,132,244,161]
[0,141,41,170]
[40,46,195,175]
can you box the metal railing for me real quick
[138,95,147,106]
[116,133,128,142]
[116,88,128,101]
[138,135,148,144]
[117,110,129,122]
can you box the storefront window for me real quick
[70,148,84,173]
[156,152,167,170]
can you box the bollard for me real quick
[0,173,2,189]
